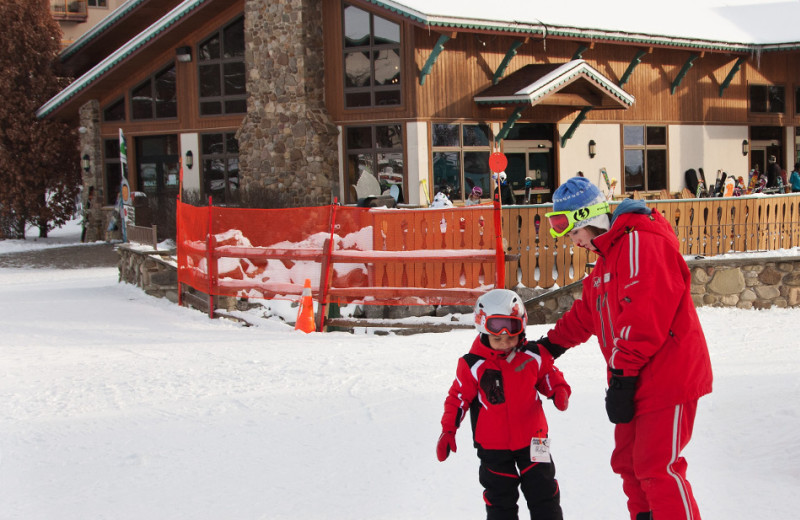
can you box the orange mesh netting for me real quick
[176,201,499,306]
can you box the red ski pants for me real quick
[610,401,701,520]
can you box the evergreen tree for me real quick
[0,0,80,239]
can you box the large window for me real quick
[342,4,401,108]
[750,84,785,113]
[103,97,125,122]
[623,125,667,192]
[130,64,177,120]
[345,125,403,204]
[202,132,239,205]
[198,16,246,116]
[432,123,492,202]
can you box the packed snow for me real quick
[1,219,799,519]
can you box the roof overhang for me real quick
[38,0,214,120]
[474,60,634,109]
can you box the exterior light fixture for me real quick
[185,150,193,169]
[742,139,749,156]
[588,140,597,159]
[176,46,192,63]
[82,153,90,172]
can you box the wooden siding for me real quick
[323,1,800,127]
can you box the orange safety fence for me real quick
[177,201,501,308]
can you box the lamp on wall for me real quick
[588,140,597,159]
[185,150,194,169]
[742,139,749,156]
[82,154,90,172]
[176,46,192,63]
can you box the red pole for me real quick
[207,196,215,319]
[493,173,505,289]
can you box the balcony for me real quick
[51,0,88,22]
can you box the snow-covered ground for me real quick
[1,219,799,519]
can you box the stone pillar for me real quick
[238,0,340,208]
[79,100,106,242]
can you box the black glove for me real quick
[605,376,637,424]
[536,336,567,360]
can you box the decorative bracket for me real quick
[719,56,746,97]
[619,49,649,87]
[420,33,452,85]
[671,54,700,95]
[572,44,589,60]
[493,40,525,85]
[496,106,526,141]
[560,106,593,148]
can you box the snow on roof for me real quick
[375,0,800,48]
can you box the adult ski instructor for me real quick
[535,176,712,520]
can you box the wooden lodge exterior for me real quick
[38,0,800,240]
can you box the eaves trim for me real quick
[363,0,798,53]
[39,0,208,119]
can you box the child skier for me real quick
[437,289,570,520]
[537,176,712,520]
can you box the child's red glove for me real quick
[436,431,457,461]
[552,387,569,411]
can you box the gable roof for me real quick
[474,60,634,109]
[38,0,210,119]
[365,0,800,51]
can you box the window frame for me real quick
[344,124,404,204]
[87,0,108,7]
[102,96,126,123]
[200,132,240,206]
[749,83,785,114]
[197,16,247,117]
[622,124,668,193]
[431,122,493,203]
[341,3,402,109]
[129,62,178,121]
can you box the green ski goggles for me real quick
[545,201,610,238]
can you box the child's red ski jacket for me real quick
[440,336,570,451]
[548,199,713,416]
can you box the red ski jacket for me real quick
[440,335,570,451]
[548,202,713,416]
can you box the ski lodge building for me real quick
[38,0,800,238]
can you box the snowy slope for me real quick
[1,220,799,519]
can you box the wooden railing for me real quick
[502,194,800,289]
[127,224,158,250]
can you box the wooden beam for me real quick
[671,54,700,95]
[719,56,746,97]
[619,49,649,87]
[420,33,452,85]
[496,106,526,141]
[560,106,593,148]
[493,40,524,85]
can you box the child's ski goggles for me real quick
[484,315,524,336]
[545,201,610,238]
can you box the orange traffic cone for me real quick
[294,279,316,333]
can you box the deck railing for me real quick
[502,194,800,289]
[50,0,87,21]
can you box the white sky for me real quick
[392,0,800,45]
[1,219,799,519]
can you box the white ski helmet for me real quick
[474,289,527,336]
